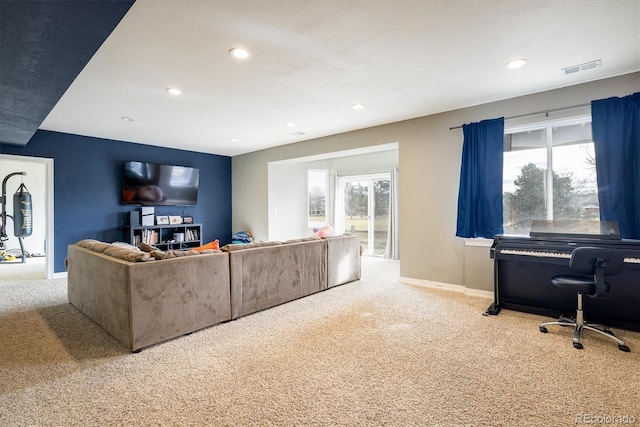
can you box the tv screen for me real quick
[122,161,199,206]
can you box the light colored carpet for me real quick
[1,257,639,426]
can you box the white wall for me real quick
[268,161,309,240]
[0,158,47,256]
[233,73,640,291]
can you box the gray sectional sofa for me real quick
[66,234,361,352]
[228,238,328,319]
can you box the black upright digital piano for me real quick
[487,221,640,331]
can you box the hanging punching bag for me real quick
[13,183,32,237]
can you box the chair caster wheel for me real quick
[573,342,584,349]
[619,345,630,352]
[539,326,548,333]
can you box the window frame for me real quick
[307,168,329,228]
[503,114,594,233]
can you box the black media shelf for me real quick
[127,223,202,250]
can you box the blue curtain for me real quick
[591,92,640,240]
[456,117,504,239]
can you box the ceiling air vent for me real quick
[562,59,601,75]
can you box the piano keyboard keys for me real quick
[499,248,640,263]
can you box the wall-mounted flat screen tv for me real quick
[122,161,199,206]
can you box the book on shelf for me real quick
[186,229,199,241]
[140,229,158,245]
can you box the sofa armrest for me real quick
[67,245,135,348]
[325,234,362,288]
[127,252,230,351]
[67,245,231,352]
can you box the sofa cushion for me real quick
[149,248,221,260]
[75,240,152,262]
[76,239,112,253]
[221,241,282,252]
[103,245,152,262]
[282,236,321,244]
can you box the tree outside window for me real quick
[308,169,328,226]
[503,117,597,235]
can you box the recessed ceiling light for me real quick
[351,104,366,110]
[505,59,528,69]
[229,48,250,59]
[121,116,134,122]
[230,138,239,142]
[166,87,181,95]
[285,122,296,127]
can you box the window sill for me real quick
[464,238,493,247]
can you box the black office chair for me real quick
[539,246,630,352]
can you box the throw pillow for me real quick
[138,242,159,252]
[313,224,336,238]
[193,240,220,252]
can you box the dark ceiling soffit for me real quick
[0,0,135,146]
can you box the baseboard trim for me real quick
[399,276,493,300]
[53,271,67,279]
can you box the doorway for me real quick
[267,142,399,263]
[0,154,54,279]
[336,173,390,257]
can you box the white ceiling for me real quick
[40,0,640,157]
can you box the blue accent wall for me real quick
[1,130,232,273]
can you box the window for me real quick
[169,166,198,187]
[308,169,328,227]
[503,116,598,235]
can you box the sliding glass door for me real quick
[337,173,390,256]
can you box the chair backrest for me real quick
[569,247,624,276]
[569,247,624,298]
